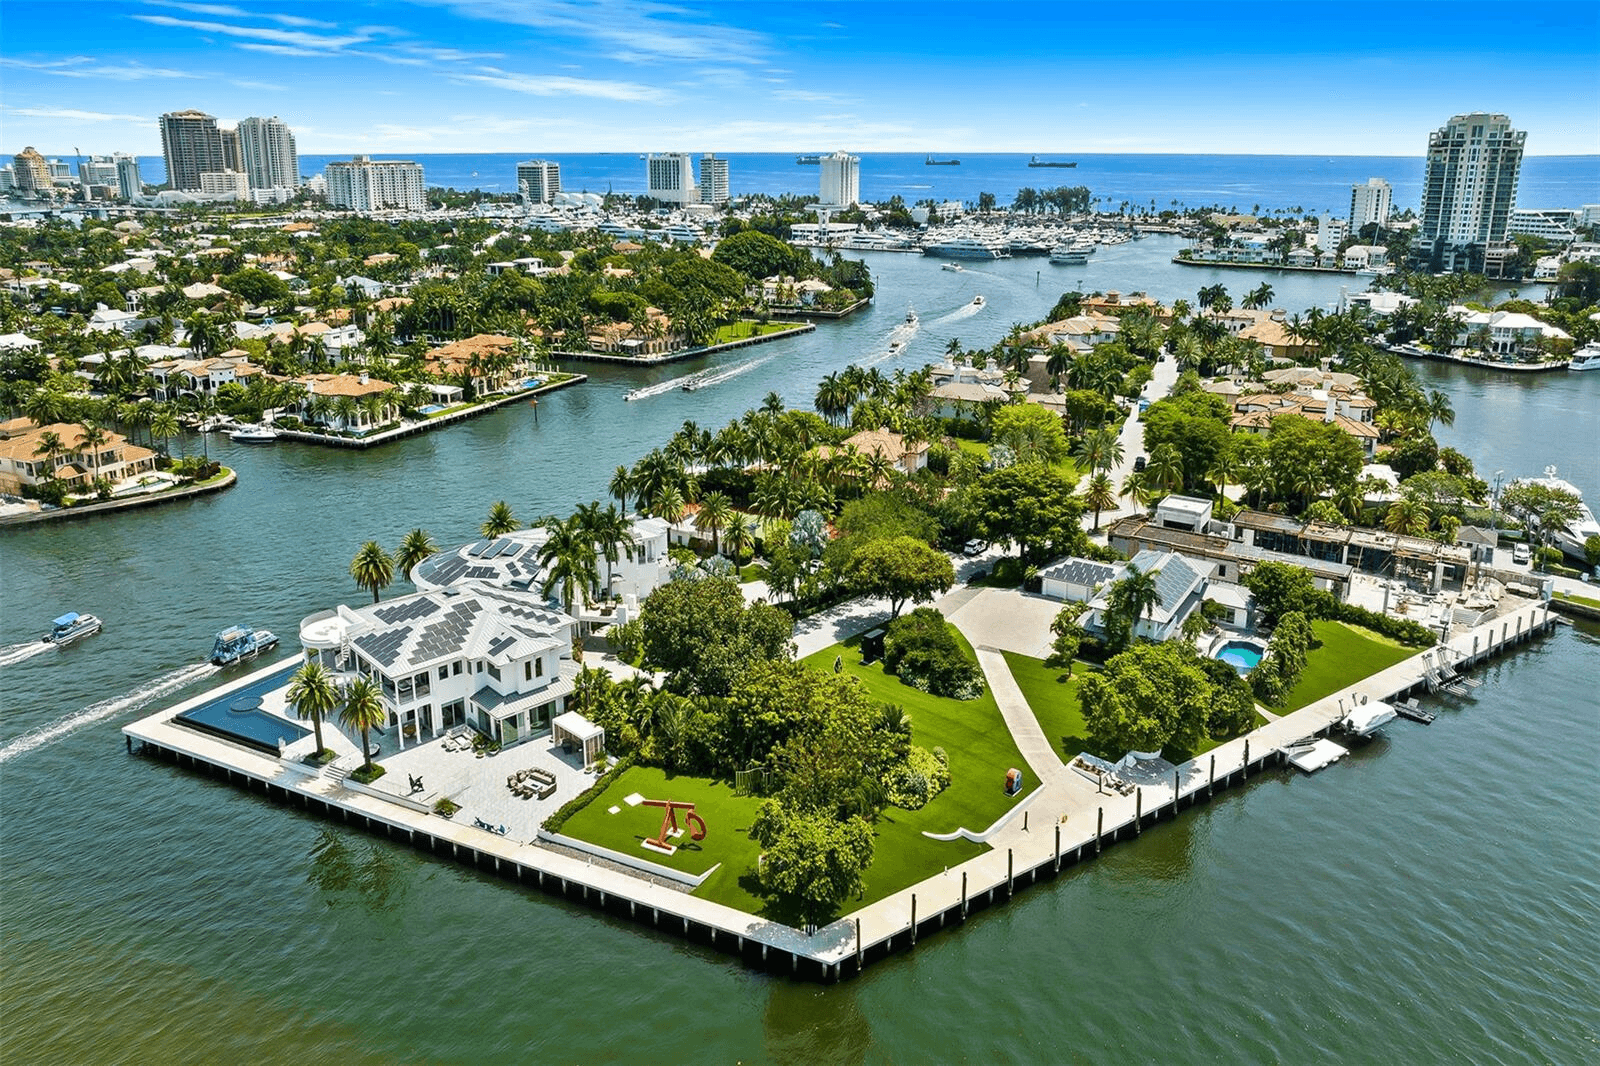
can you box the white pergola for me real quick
[551,711,605,768]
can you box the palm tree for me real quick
[1073,425,1123,476]
[1083,472,1118,532]
[608,465,635,514]
[395,528,437,581]
[32,430,66,482]
[1107,563,1162,644]
[725,511,755,564]
[1205,445,1239,500]
[1144,442,1185,494]
[77,421,110,486]
[1426,389,1455,430]
[694,491,734,555]
[286,660,338,756]
[1383,497,1431,536]
[652,483,687,523]
[149,407,181,458]
[349,541,395,603]
[481,500,520,537]
[24,387,65,429]
[339,675,386,773]
[537,514,601,617]
[574,501,634,588]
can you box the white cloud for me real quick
[130,13,371,51]
[143,2,337,29]
[773,89,841,103]
[3,105,149,123]
[418,0,768,64]
[0,56,198,80]
[454,67,673,103]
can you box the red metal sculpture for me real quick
[642,799,707,851]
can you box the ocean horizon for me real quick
[117,151,1600,215]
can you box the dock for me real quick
[1284,738,1348,773]
[124,600,1557,982]
[273,375,584,450]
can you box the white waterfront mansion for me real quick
[299,582,577,750]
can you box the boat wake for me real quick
[932,299,985,325]
[0,641,54,668]
[688,355,771,391]
[0,662,220,764]
[625,367,715,401]
[861,318,921,367]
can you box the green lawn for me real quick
[999,651,1098,758]
[710,321,798,344]
[559,764,771,912]
[801,627,1035,905]
[1555,589,1600,610]
[1273,619,1417,711]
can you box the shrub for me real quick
[350,764,386,784]
[607,618,644,666]
[543,756,635,834]
[883,608,985,699]
[433,797,460,818]
[884,745,952,810]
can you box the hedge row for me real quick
[540,755,635,834]
[1323,598,1435,647]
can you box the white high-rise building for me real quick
[818,151,860,208]
[199,170,250,201]
[1348,178,1392,233]
[325,156,426,212]
[698,154,729,206]
[646,153,696,205]
[237,116,299,190]
[516,159,561,204]
[79,155,120,191]
[1418,111,1524,271]
[114,153,143,199]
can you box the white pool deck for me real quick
[124,598,1555,976]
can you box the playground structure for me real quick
[641,799,707,855]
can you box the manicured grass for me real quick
[802,627,1034,904]
[1555,589,1600,610]
[559,764,770,912]
[737,562,767,583]
[709,321,798,344]
[1273,619,1417,711]
[1000,651,1098,759]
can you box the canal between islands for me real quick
[2,238,1596,1063]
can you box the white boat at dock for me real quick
[228,425,279,444]
[1049,245,1090,265]
[1339,698,1397,738]
[43,611,102,647]
[1510,466,1600,561]
[1569,341,1600,371]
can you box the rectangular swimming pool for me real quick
[175,662,309,755]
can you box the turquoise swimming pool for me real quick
[1214,639,1266,674]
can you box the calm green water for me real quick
[3,243,1597,1064]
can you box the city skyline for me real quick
[1,1,1597,157]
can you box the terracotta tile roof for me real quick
[296,373,395,398]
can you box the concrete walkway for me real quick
[974,647,1067,787]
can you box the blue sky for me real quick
[2,0,1597,156]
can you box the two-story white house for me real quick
[298,582,578,750]
[1039,549,1209,643]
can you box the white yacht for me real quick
[1569,341,1600,371]
[1340,698,1397,739]
[1510,466,1600,561]
[1049,244,1090,265]
[922,237,1007,260]
[941,262,965,272]
[229,425,279,444]
[44,612,102,647]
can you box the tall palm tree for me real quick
[1083,472,1118,532]
[1383,497,1431,536]
[149,408,181,458]
[286,660,338,756]
[1107,563,1162,644]
[481,500,520,537]
[608,465,634,514]
[694,491,735,555]
[339,675,386,773]
[537,514,601,617]
[1426,389,1455,430]
[1144,443,1185,495]
[23,387,66,428]
[395,528,437,581]
[77,421,110,486]
[1073,425,1123,476]
[725,511,755,564]
[652,483,687,524]
[1205,445,1239,501]
[349,541,395,603]
[574,501,635,588]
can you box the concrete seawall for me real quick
[0,469,237,529]
[124,601,1557,981]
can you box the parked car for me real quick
[962,539,987,557]
[1512,543,1530,565]
[1133,455,1147,472]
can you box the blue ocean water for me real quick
[133,152,1600,214]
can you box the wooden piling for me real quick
[910,894,917,946]
[1096,806,1103,853]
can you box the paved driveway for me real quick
[946,587,1063,660]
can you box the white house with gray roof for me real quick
[1041,549,1209,643]
[298,582,577,750]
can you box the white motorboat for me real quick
[1569,341,1600,371]
[972,295,985,307]
[43,611,102,647]
[905,309,918,324]
[1340,698,1397,738]
[941,263,965,272]
[229,425,278,444]
[1049,244,1090,265]
[210,624,280,666]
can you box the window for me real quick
[535,658,544,678]
[438,665,448,680]
[453,661,463,676]
[524,661,532,681]
[476,661,484,674]
[487,663,501,681]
